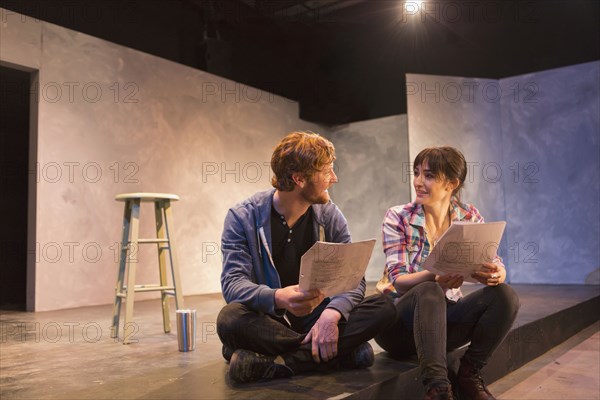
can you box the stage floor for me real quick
[1,284,598,399]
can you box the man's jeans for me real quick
[217,294,396,373]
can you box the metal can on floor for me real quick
[176,309,196,352]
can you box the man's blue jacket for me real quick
[220,188,366,321]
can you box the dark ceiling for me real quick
[2,0,599,124]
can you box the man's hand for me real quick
[435,274,464,291]
[301,308,341,363]
[274,285,324,317]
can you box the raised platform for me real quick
[1,284,598,399]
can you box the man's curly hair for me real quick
[271,131,336,192]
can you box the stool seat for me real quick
[110,192,184,344]
[115,193,180,202]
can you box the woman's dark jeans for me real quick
[375,282,519,388]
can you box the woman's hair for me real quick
[271,131,336,192]
[413,146,467,199]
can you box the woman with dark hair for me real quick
[375,146,519,400]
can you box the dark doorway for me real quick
[0,66,31,310]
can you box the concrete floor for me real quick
[0,293,227,399]
[1,286,598,399]
[490,321,599,400]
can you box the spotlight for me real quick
[401,1,425,20]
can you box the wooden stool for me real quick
[110,193,184,344]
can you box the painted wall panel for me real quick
[1,10,324,310]
[329,115,410,282]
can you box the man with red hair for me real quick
[217,131,394,383]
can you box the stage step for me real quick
[138,285,599,399]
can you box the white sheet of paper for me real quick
[298,239,376,297]
[422,221,506,283]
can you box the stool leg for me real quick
[155,200,171,333]
[123,198,141,344]
[111,199,132,339]
[164,200,184,310]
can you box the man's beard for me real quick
[300,182,330,204]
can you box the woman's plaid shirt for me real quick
[376,199,502,298]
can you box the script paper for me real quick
[422,221,506,283]
[298,239,376,297]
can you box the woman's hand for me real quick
[435,274,463,291]
[471,262,506,286]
